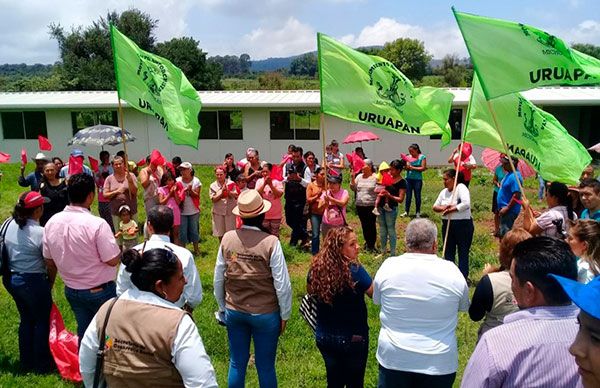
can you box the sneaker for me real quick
[415,212,421,218]
[383,203,392,212]
[372,208,380,216]
[399,211,408,217]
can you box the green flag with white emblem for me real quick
[318,33,453,143]
[110,24,201,148]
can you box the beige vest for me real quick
[95,299,187,388]
[478,270,519,338]
[221,228,279,314]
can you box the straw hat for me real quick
[232,189,271,218]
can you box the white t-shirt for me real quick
[177,176,201,216]
[373,252,470,375]
[433,183,471,220]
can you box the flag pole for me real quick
[441,139,465,259]
[320,113,328,191]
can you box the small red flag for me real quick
[68,155,84,176]
[21,149,27,165]
[270,165,284,181]
[150,149,165,166]
[38,135,53,151]
[88,156,99,173]
[137,158,147,167]
[0,152,10,163]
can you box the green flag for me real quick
[464,74,591,185]
[110,25,201,148]
[318,33,453,143]
[453,9,600,100]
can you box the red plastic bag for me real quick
[49,303,82,382]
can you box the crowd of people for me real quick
[2,140,600,387]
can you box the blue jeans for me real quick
[225,309,281,388]
[310,214,323,255]
[65,281,116,344]
[499,212,518,237]
[3,273,54,373]
[378,206,398,256]
[405,178,423,215]
[180,212,200,244]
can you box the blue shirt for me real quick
[581,208,600,221]
[59,164,93,179]
[497,171,523,215]
[4,219,46,273]
[406,155,426,180]
[18,171,43,191]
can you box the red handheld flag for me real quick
[137,158,147,167]
[88,156,99,173]
[150,149,165,166]
[68,155,84,176]
[270,165,284,181]
[21,149,27,165]
[38,135,53,151]
[0,152,10,163]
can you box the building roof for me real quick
[0,87,598,110]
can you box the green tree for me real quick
[258,72,284,89]
[378,38,432,81]
[289,53,317,77]
[155,37,223,90]
[208,55,244,76]
[434,54,473,87]
[240,54,251,74]
[572,43,600,59]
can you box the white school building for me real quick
[0,87,599,166]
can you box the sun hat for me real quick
[118,205,131,214]
[232,189,271,218]
[32,152,50,162]
[550,274,600,319]
[20,191,50,209]
[178,161,193,169]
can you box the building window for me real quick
[198,110,243,140]
[71,110,118,135]
[430,108,463,140]
[270,110,320,140]
[1,111,47,139]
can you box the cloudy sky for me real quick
[1,0,599,64]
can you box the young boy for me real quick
[114,205,139,251]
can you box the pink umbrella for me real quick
[588,142,600,153]
[342,130,380,145]
[481,148,536,178]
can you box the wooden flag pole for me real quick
[441,139,466,259]
[320,113,328,191]
[116,97,133,200]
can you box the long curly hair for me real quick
[309,226,356,305]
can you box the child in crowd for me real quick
[372,161,393,216]
[114,205,139,251]
[158,171,183,245]
[279,144,295,167]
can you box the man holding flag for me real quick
[18,152,50,192]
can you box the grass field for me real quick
[0,163,541,387]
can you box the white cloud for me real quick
[240,17,316,58]
[563,19,600,44]
[340,17,468,59]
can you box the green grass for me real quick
[0,163,542,387]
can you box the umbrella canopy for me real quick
[481,148,536,178]
[342,130,380,144]
[68,124,135,147]
[588,142,600,153]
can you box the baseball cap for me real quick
[178,162,193,169]
[550,274,600,319]
[20,191,50,209]
[71,149,84,157]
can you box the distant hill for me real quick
[0,63,55,77]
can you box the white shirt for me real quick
[373,252,470,375]
[283,163,311,188]
[79,288,217,388]
[213,225,293,320]
[177,176,202,216]
[433,183,472,220]
[116,234,203,308]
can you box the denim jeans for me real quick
[225,309,281,388]
[285,199,307,245]
[65,281,116,344]
[3,273,54,373]
[378,206,398,256]
[316,333,369,388]
[310,214,323,255]
[441,218,474,279]
[180,212,200,244]
[499,212,518,237]
[378,364,456,388]
[405,178,423,215]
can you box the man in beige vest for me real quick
[214,189,292,387]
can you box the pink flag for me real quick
[20,149,27,165]
[68,155,84,176]
[270,165,284,181]
[0,152,10,163]
[400,153,417,163]
[88,156,99,173]
[38,135,53,151]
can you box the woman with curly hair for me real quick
[307,226,373,387]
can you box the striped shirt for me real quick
[461,304,582,388]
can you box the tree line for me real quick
[1,8,599,92]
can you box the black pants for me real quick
[316,333,369,388]
[355,205,377,250]
[378,365,456,388]
[285,199,307,245]
[441,218,474,279]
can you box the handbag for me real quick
[93,297,120,388]
[299,294,318,333]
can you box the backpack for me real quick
[0,217,13,275]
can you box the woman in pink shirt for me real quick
[256,163,284,236]
[321,174,350,239]
[158,171,183,245]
